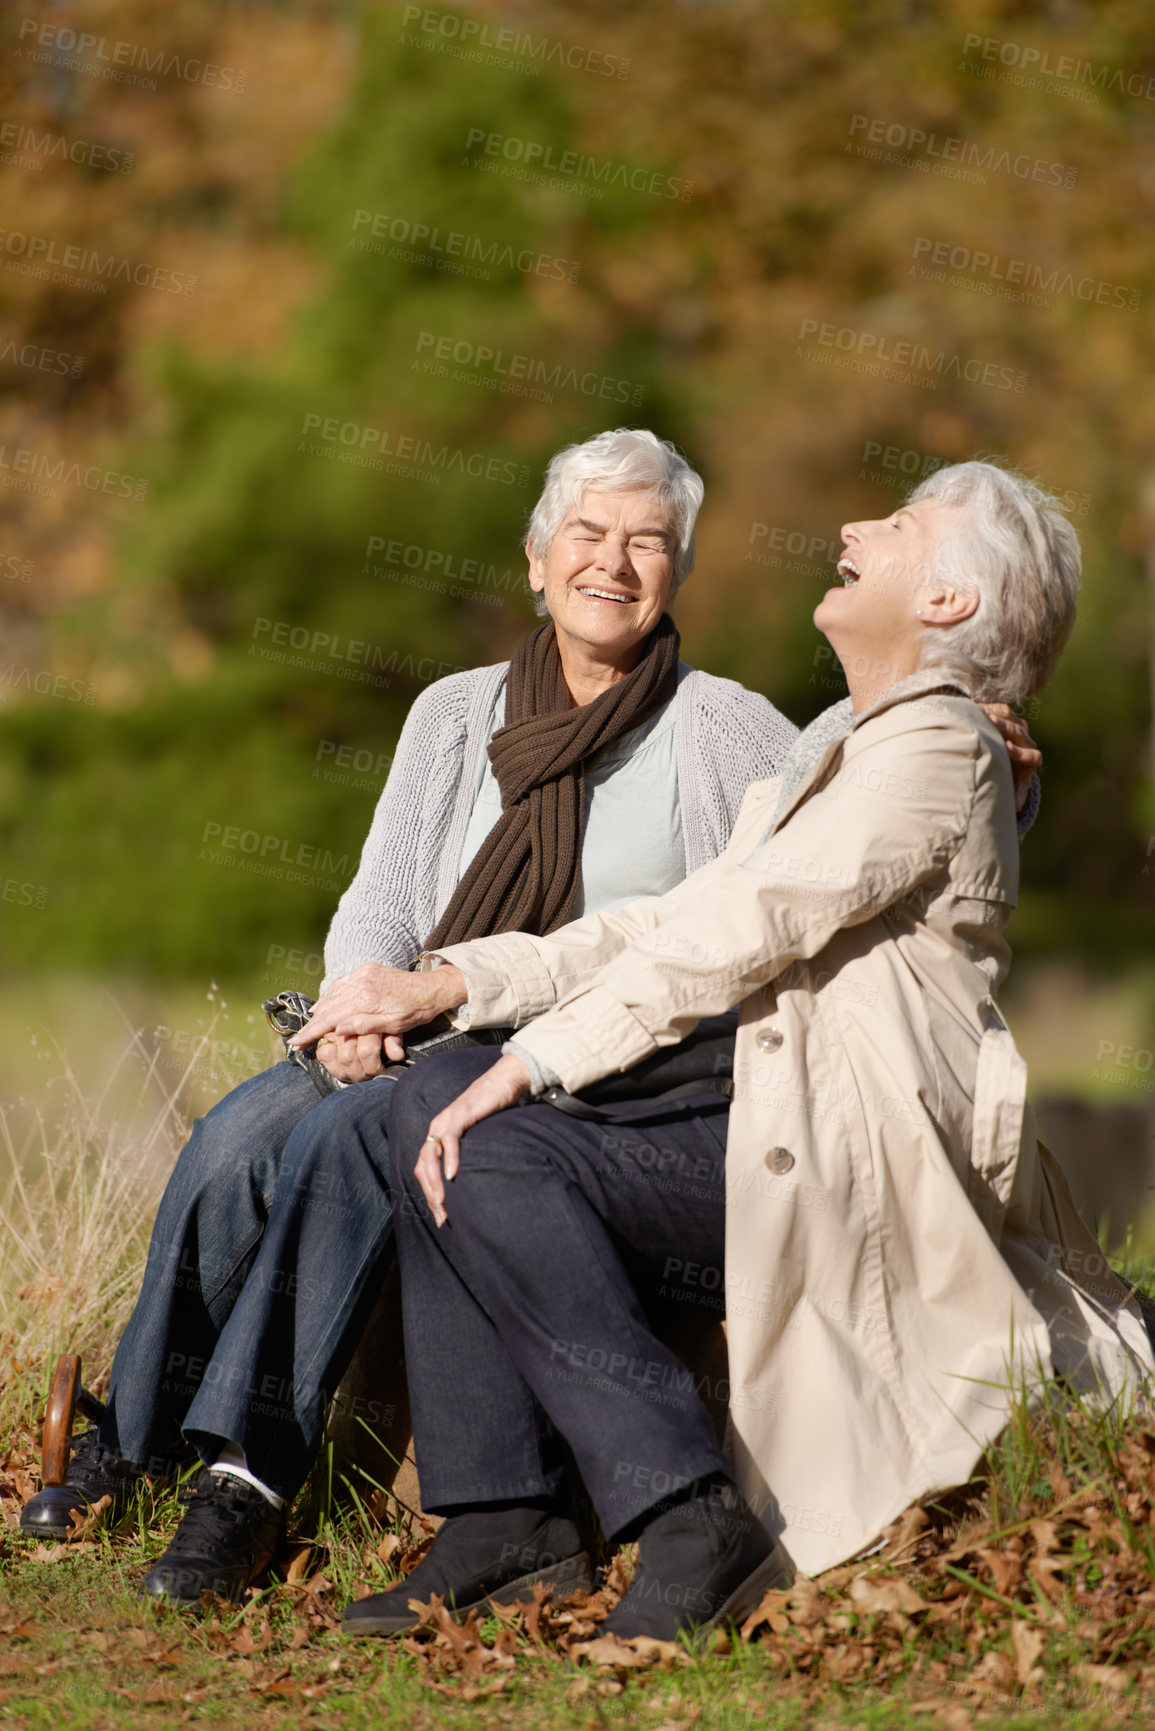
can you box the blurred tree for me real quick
[1,0,1154,980]
[0,1,701,975]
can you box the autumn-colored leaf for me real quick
[66,1494,112,1541]
[574,1632,666,1669]
[524,1579,552,1644]
[224,1617,271,1657]
[881,1504,932,1560]
[603,1553,633,1600]
[463,1677,509,1700]
[1075,1661,1132,1695]
[24,1541,97,1562]
[976,1545,1022,1598]
[1011,1619,1046,1687]
[824,1641,871,1681]
[0,1608,35,1641]
[285,1545,315,1584]
[971,1648,1015,1693]
[1049,1461,1073,1502]
[783,1578,825,1628]
[847,1575,930,1618]
[1027,1553,1069,1605]
[740,1588,791,1639]
[375,1532,402,1567]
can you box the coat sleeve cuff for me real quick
[502,1039,560,1097]
[510,987,658,1094]
[422,932,560,1029]
[1015,772,1041,839]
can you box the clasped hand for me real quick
[290,961,465,1083]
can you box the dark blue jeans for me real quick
[387,1050,731,1540]
[101,1062,398,1497]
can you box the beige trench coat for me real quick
[435,671,1153,1576]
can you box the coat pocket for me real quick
[967,1002,1028,1242]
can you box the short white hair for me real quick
[906,459,1081,703]
[526,428,704,588]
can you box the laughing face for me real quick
[527,486,679,671]
[814,497,971,703]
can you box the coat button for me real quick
[766,1147,794,1174]
[756,1028,783,1052]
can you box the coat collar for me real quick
[847,666,974,730]
[766,668,973,839]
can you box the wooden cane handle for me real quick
[42,1355,81,1487]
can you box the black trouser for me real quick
[388,1050,731,1539]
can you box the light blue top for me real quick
[323,657,803,989]
[456,685,685,918]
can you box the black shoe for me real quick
[342,1504,593,1637]
[603,1477,793,1643]
[139,1472,285,1606]
[19,1428,147,1541]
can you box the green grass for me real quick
[5,1367,1155,1729]
[3,1007,1155,1727]
[0,1535,1145,1731]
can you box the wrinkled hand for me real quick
[414,1052,532,1226]
[314,1028,390,1084]
[291,962,467,1084]
[983,702,1042,812]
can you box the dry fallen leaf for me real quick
[977,1545,1021,1598]
[1075,1662,1131,1695]
[0,1607,35,1640]
[740,1588,792,1639]
[847,1575,929,1617]
[375,1532,402,1566]
[573,1632,666,1669]
[25,1541,97,1562]
[972,1648,1015,1693]
[67,1494,112,1542]
[881,1504,932,1559]
[1011,1619,1046,1686]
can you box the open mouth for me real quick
[577,587,634,604]
[836,555,861,586]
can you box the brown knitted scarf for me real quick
[424,614,680,949]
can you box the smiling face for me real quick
[814,497,972,709]
[527,486,679,679]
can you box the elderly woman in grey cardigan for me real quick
[21,428,1037,1604]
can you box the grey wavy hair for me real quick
[525,429,704,601]
[907,460,1081,704]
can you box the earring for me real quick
[916,609,923,617]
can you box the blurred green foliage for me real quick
[0,0,1153,985]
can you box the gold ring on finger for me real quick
[424,1133,444,1149]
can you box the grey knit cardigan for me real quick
[322,660,800,985]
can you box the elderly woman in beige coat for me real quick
[337,461,1152,1646]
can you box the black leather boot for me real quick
[19,1428,149,1540]
[342,1503,593,1636]
[604,1476,793,1642]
